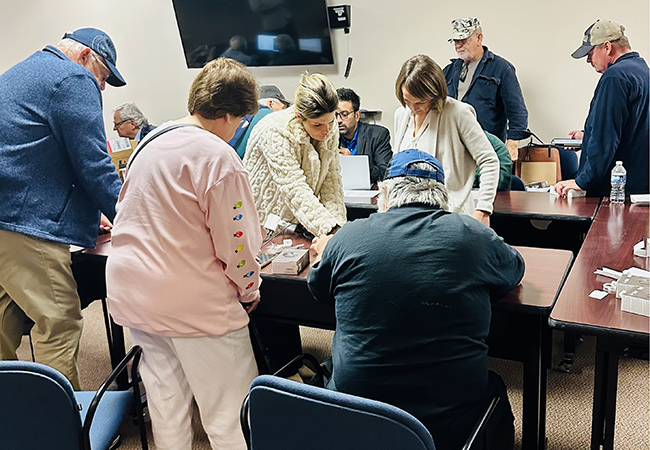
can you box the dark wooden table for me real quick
[549,199,649,450]
[70,234,128,388]
[254,234,573,450]
[346,191,601,253]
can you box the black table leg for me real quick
[522,315,550,450]
[591,337,620,450]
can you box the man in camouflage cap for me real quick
[443,17,529,160]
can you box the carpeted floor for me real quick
[16,301,649,449]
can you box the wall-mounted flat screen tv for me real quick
[172,0,334,68]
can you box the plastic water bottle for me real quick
[610,161,627,203]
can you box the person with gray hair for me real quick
[228,85,289,158]
[112,102,156,140]
[0,28,125,389]
[308,148,524,450]
[443,17,529,160]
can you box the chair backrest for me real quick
[0,360,83,450]
[516,145,562,185]
[247,375,436,450]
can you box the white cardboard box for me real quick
[271,249,310,275]
[620,286,650,317]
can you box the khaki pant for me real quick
[0,229,83,389]
[130,327,258,450]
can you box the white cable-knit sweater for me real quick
[243,107,347,236]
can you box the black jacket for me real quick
[341,121,393,184]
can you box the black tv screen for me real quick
[172,0,334,68]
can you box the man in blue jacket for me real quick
[0,28,126,389]
[443,17,529,160]
[555,19,649,198]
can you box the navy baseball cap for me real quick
[387,149,445,184]
[63,28,126,87]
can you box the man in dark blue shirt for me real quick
[308,149,524,450]
[443,17,529,160]
[336,88,392,185]
[555,19,649,198]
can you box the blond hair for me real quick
[395,55,448,114]
[293,73,338,120]
[187,58,259,120]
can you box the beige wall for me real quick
[1,0,648,143]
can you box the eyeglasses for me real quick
[335,110,355,119]
[90,51,110,83]
[113,119,130,129]
[452,32,480,47]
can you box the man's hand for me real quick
[99,214,113,234]
[339,147,351,156]
[311,233,335,264]
[472,210,491,226]
[241,292,261,314]
[553,179,583,197]
[505,140,519,161]
[568,130,584,140]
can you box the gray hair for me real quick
[57,38,108,71]
[377,162,449,211]
[113,102,150,128]
[57,38,87,54]
[610,35,631,50]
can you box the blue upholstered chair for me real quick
[241,371,499,450]
[0,346,148,450]
[510,175,526,191]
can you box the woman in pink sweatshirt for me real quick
[106,58,262,450]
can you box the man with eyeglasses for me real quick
[336,87,393,185]
[443,18,528,161]
[113,102,156,141]
[0,28,126,389]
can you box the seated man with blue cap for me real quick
[0,27,125,389]
[308,149,524,450]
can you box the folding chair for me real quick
[241,354,500,450]
[0,346,148,450]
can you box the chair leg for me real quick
[557,332,583,372]
[108,433,122,450]
[28,335,35,362]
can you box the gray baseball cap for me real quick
[448,17,481,42]
[572,19,625,59]
[260,85,290,106]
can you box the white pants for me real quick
[130,327,258,450]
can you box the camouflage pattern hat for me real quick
[448,17,481,42]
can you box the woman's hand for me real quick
[242,292,261,314]
[472,210,491,227]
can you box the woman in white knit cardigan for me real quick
[394,55,499,225]
[244,73,346,237]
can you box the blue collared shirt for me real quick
[340,125,359,155]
